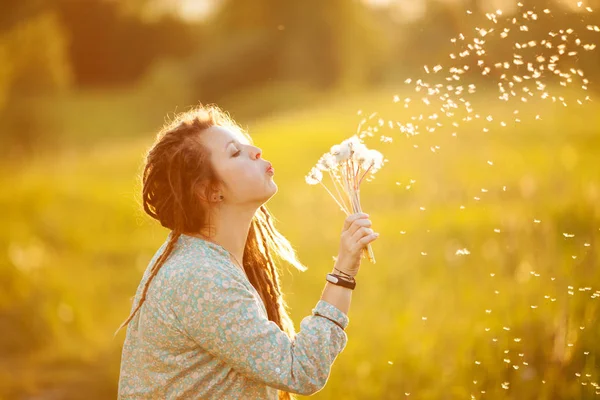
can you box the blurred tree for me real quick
[0,0,70,106]
[0,8,72,154]
[188,0,392,103]
[53,0,198,87]
[0,4,72,360]
[278,0,393,91]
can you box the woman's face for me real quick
[202,125,277,206]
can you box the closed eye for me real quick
[232,149,241,157]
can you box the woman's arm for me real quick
[170,262,349,396]
[320,265,353,316]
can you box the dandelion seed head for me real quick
[317,153,337,171]
[330,143,351,163]
[305,167,323,185]
[366,149,385,172]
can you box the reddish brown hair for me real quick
[116,104,307,400]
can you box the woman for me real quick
[116,105,379,399]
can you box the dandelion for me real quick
[306,135,385,263]
[305,167,323,185]
[330,143,352,164]
[316,153,337,171]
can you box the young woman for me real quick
[116,105,379,399]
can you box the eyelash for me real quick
[232,149,241,157]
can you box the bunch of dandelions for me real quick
[305,135,385,264]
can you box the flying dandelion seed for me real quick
[382,13,599,373]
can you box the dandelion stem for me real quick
[350,157,359,191]
[358,163,374,186]
[319,181,349,215]
[333,167,349,195]
[341,162,353,210]
[351,188,376,263]
[345,161,353,192]
[328,170,350,212]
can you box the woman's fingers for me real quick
[347,218,372,236]
[342,213,369,232]
[351,226,374,243]
[356,232,379,249]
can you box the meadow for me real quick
[1,84,600,399]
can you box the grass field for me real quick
[1,85,600,399]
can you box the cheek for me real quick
[224,164,262,191]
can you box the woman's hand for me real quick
[334,212,379,278]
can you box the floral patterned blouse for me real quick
[118,232,349,399]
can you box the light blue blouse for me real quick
[118,232,349,399]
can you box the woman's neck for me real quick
[192,204,258,269]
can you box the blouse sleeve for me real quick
[170,262,349,396]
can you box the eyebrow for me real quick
[224,138,252,151]
[224,140,237,151]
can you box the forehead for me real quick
[203,126,250,149]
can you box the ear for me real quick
[196,181,223,203]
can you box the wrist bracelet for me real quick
[326,273,356,290]
[334,267,355,279]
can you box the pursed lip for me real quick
[266,163,274,172]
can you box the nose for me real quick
[252,146,262,160]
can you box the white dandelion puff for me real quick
[330,143,351,164]
[316,153,337,171]
[353,145,372,169]
[366,149,385,172]
[305,167,323,185]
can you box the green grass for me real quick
[1,84,600,399]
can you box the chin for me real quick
[261,181,278,203]
[267,181,278,197]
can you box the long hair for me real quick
[116,104,307,400]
